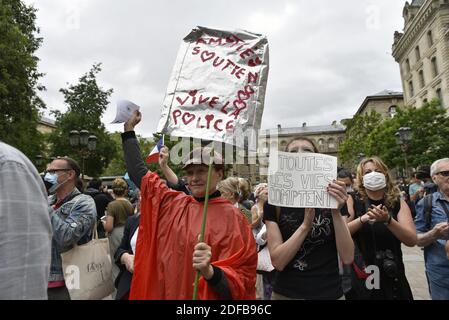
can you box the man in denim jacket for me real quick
[46,157,96,300]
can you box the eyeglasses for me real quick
[436,171,449,177]
[46,169,71,174]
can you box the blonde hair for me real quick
[354,156,400,209]
[112,178,128,197]
[217,177,240,201]
[238,178,251,200]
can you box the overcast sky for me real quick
[25,0,407,138]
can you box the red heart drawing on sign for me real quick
[201,50,215,62]
[233,100,247,110]
[182,112,196,125]
[248,57,262,67]
[205,114,214,127]
[189,90,198,96]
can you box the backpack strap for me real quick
[424,193,433,230]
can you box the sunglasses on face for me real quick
[436,171,449,177]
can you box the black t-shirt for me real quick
[263,202,344,299]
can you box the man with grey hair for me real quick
[415,158,449,299]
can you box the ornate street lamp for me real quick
[69,129,97,179]
[395,127,412,177]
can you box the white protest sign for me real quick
[111,100,140,124]
[157,26,269,147]
[268,151,338,209]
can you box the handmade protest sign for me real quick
[157,26,269,147]
[268,151,338,209]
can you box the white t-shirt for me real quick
[130,227,139,254]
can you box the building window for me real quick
[318,139,324,148]
[431,57,438,78]
[436,88,443,106]
[427,30,433,47]
[419,70,425,88]
[409,81,414,97]
[415,46,421,61]
[388,105,397,118]
[405,59,411,73]
[328,138,335,150]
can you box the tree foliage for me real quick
[48,64,116,177]
[0,0,45,158]
[339,100,449,172]
[338,111,383,165]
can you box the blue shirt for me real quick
[415,191,449,286]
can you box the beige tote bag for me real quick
[61,222,115,300]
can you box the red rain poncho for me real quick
[129,172,257,300]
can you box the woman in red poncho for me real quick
[120,110,257,300]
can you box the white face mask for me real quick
[363,171,386,191]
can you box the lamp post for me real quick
[395,127,412,178]
[69,130,97,179]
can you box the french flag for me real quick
[146,135,164,164]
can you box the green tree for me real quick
[338,111,383,166]
[0,0,45,158]
[366,100,449,170]
[101,132,153,176]
[48,63,116,177]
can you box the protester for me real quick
[346,156,416,300]
[0,142,52,299]
[217,177,252,223]
[264,136,354,300]
[103,178,134,281]
[46,157,96,300]
[415,158,449,299]
[85,178,112,238]
[121,110,256,299]
[251,183,274,300]
[114,213,141,300]
[238,178,254,210]
[337,168,354,195]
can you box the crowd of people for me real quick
[1,110,449,300]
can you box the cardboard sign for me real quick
[268,151,338,209]
[157,26,269,147]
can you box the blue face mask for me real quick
[44,172,58,185]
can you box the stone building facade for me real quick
[392,0,449,109]
[354,90,404,118]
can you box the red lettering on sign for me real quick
[235,68,246,79]
[212,57,225,68]
[248,57,262,67]
[222,59,236,71]
[240,48,255,60]
[230,65,241,76]
[248,72,258,84]
[196,38,206,45]
[220,101,230,114]
[205,114,214,129]
[172,110,182,125]
[196,116,204,128]
[199,95,210,105]
[209,97,219,108]
[214,119,223,132]
[192,46,201,55]
[226,120,234,130]
[176,96,189,106]
[231,100,247,119]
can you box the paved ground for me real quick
[402,244,430,300]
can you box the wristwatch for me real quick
[384,214,392,226]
